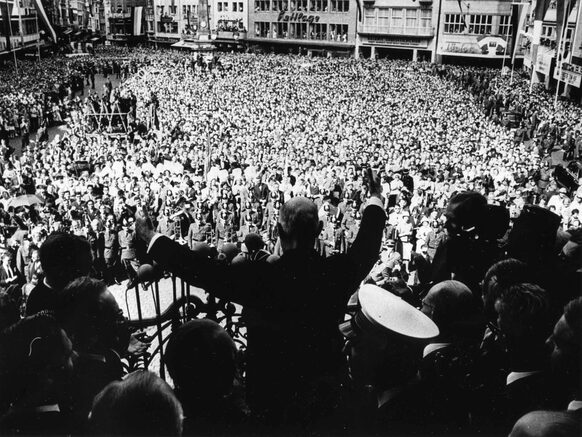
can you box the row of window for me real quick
[444,14,513,35]
[364,8,431,29]
[254,21,349,41]
[255,0,349,13]
[158,21,179,33]
[217,2,245,12]
[541,24,574,40]
[8,20,38,36]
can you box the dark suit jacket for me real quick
[0,265,23,288]
[25,281,55,316]
[149,203,385,420]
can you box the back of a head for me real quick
[482,258,530,321]
[165,319,236,399]
[497,283,551,346]
[509,410,581,437]
[278,197,320,249]
[40,232,92,289]
[90,371,183,437]
[445,191,488,236]
[424,280,476,334]
[0,313,71,409]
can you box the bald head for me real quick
[423,280,475,334]
[509,411,581,437]
[278,197,321,251]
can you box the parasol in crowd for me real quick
[7,194,45,209]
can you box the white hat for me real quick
[341,285,439,340]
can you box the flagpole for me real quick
[509,2,530,85]
[502,6,513,72]
[5,0,18,74]
[17,0,23,49]
[35,4,40,61]
[554,0,569,108]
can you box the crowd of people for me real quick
[0,46,580,436]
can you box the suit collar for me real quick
[506,370,542,386]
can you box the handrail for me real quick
[123,273,246,380]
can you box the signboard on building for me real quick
[535,50,552,75]
[366,36,428,48]
[277,11,321,23]
[553,63,582,87]
[440,36,516,57]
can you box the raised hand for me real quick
[135,206,155,246]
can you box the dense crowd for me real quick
[0,47,580,436]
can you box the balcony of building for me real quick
[359,25,434,37]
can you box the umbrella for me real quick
[7,194,45,209]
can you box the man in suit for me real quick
[136,169,386,427]
[479,283,565,434]
[118,217,139,289]
[547,296,582,412]
[103,216,120,285]
[419,280,482,433]
[0,251,23,288]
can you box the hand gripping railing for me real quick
[124,270,246,381]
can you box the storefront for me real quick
[435,0,523,64]
[248,0,357,54]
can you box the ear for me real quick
[28,336,44,360]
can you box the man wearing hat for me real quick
[136,168,386,427]
[340,284,439,433]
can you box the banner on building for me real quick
[553,64,582,87]
[556,0,578,63]
[510,3,529,61]
[0,2,11,51]
[571,0,582,63]
[536,49,553,74]
[133,6,143,35]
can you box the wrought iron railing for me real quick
[124,273,246,381]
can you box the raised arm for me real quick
[136,208,267,307]
[346,168,386,283]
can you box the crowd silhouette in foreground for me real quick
[0,47,580,436]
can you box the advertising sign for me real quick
[554,63,582,87]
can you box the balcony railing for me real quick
[7,33,40,47]
[360,25,434,37]
[124,273,246,381]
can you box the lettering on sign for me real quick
[277,10,320,23]
[553,67,582,88]
[367,36,427,48]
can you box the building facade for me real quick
[248,0,357,54]
[210,0,247,32]
[357,0,435,61]
[522,3,581,100]
[0,0,41,55]
[104,0,147,42]
[148,0,202,44]
[435,0,521,63]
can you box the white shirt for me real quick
[506,371,542,386]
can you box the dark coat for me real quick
[148,204,386,423]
